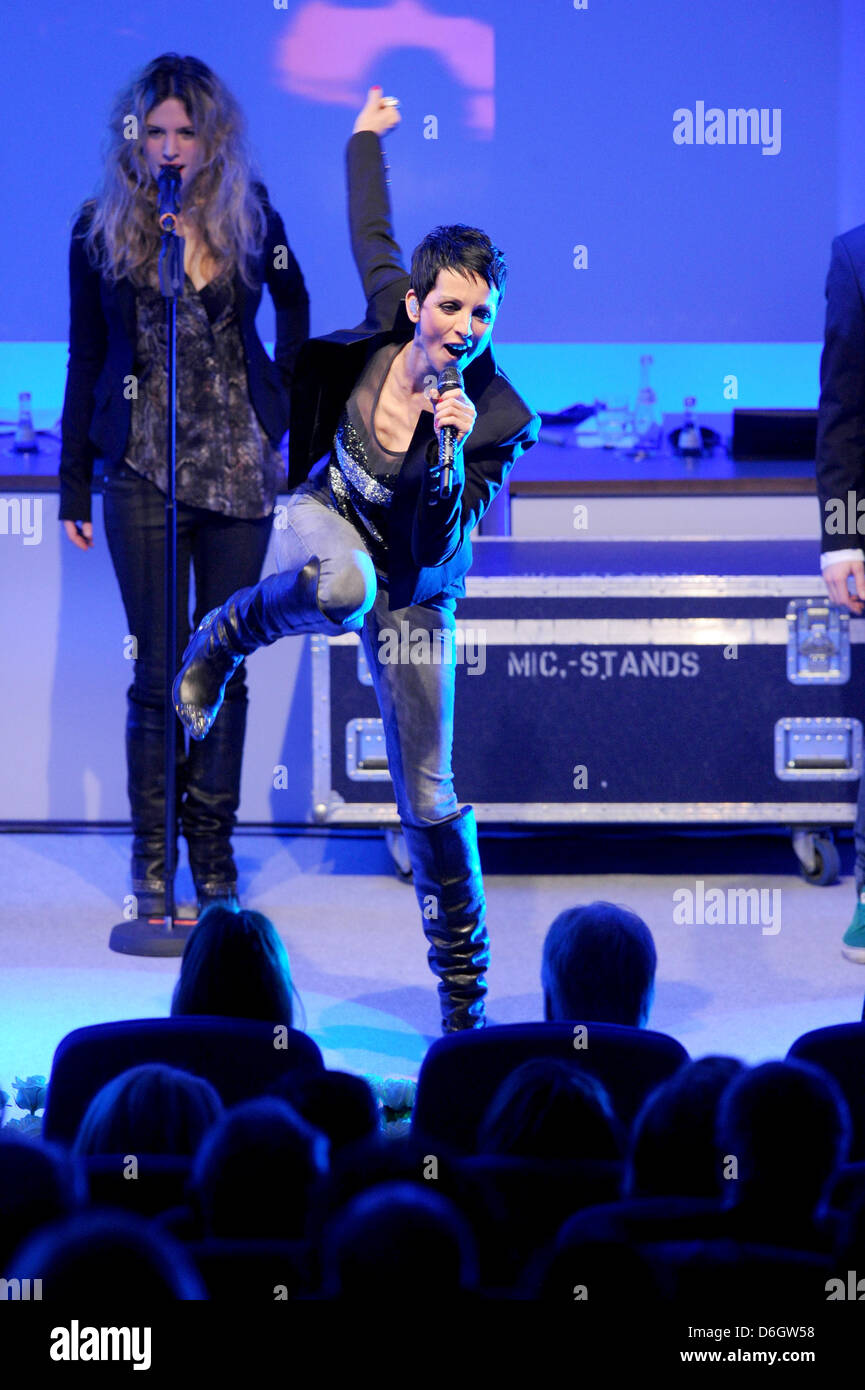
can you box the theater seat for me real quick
[787,1022,865,1160]
[43,1017,324,1144]
[551,1195,730,1248]
[186,1238,316,1300]
[453,1155,623,1289]
[84,1154,193,1217]
[646,1240,834,1306]
[412,1021,688,1154]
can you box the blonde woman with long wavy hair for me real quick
[59,53,309,923]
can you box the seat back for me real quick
[84,1154,193,1217]
[412,1021,688,1153]
[43,1016,324,1143]
[186,1238,315,1300]
[787,1022,865,1160]
[455,1156,624,1288]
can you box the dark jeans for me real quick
[103,462,273,893]
[856,775,865,892]
[103,462,273,710]
[276,479,460,826]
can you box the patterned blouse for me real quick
[124,270,285,519]
[326,341,407,579]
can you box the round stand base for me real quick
[109,915,197,958]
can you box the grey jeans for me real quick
[276,483,460,827]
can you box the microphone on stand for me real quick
[431,363,463,503]
[157,165,182,231]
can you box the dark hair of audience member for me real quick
[170,903,299,1028]
[717,1059,851,1236]
[72,1063,222,1158]
[7,1210,206,1299]
[321,1182,478,1299]
[476,1057,623,1162]
[0,1135,85,1271]
[541,901,657,1027]
[266,1070,379,1153]
[625,1055,746,1198]
[190,1096,328,1240]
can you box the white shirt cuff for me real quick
[820,548,865,570]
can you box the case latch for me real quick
[786,600,849,684]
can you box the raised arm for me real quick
[347,88,410,329]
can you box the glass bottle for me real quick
[678,396,703,458]
[633,355,661,449]
[13,392,37,452]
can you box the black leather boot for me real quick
[183,688,246,914]
[126,698,184,918]
[173,557,345,740]
[400,807,490,1032]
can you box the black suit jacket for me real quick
[59,187,309,522]
[816,224,865,555]
[289,132,540,610]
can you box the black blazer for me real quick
[288,132,540,610]
[816,224,865,554]
[59,187,309,522]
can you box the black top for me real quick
[59,184,309,522]
[326,341,406,578]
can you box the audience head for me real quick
[171,903,297,1028]
[73,1063,222,1158]
[626,1055,746,1198]
[477,1057,622,1162]
[541,901,657,1027]
[190,1096,328,1240]
[7,1210,205,1299]
[322,1182,478,1299]
[266,1070,379,1153]
[717,1059,850,1214]
[0,1135,84,1270]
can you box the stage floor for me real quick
[1,827,863,1101]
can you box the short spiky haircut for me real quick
[409,224,507,306]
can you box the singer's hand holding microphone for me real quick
[427,367,476,503]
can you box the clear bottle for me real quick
[678,396,703,458]
[633,355,661,449]
[13,391,37,452]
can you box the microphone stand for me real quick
[110,168,193,957]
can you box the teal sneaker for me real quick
[841,889,865,963]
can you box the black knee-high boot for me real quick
[173,557,347,740]
[126,698,185,917]
[400,806,490,1032]
[182,687,246,913]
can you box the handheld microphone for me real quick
[157,165,182,232]
[432,363,463,503]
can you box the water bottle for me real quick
[12,392,37,452]
[633,355,661,449]
[678,396,703,458]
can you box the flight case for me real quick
[310,539,862,881]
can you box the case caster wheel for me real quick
[792,829,840,887]
[385,827,413,882]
